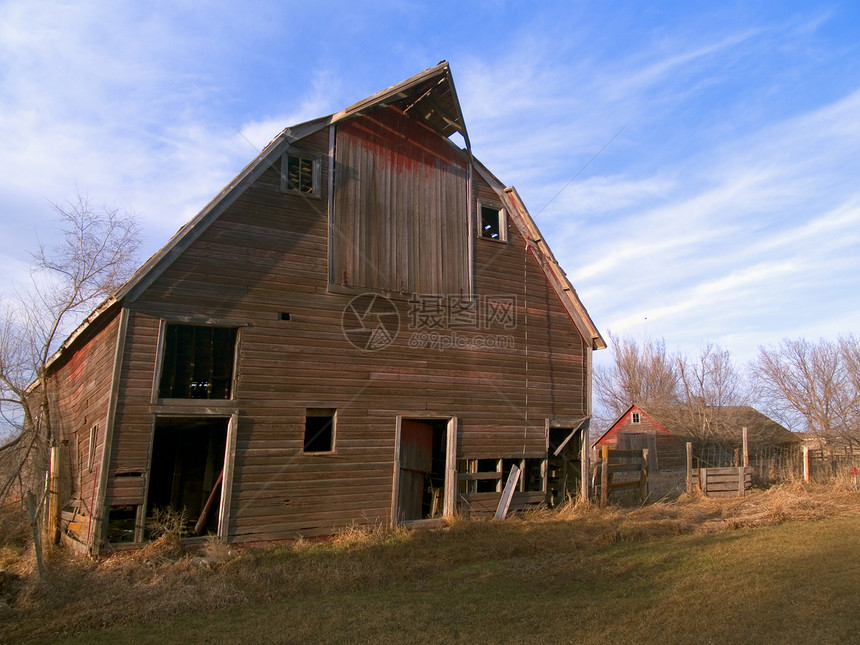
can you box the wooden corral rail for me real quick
[686,439,752,498]
[689,466,752,497]
[596,446,649,507]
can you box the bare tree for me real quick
[839,334,860,420]
[593,332,680,425]
[753,337,858,449]
[675,342,749,444]
[0,194,140,514]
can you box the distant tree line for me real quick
[593,332,860,451]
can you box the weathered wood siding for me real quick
[45,308,121,543]
[331,106,470,295]
[104,120,590,542]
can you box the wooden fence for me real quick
[688,466,753,497]
[686,437,752,497]
[596,446,649,507]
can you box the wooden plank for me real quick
[458,472,503,481]
[600,445,609,507]
[686,442,693,494]
[607,464,645,473]
[604,448,645,459]
[608,480,641,490]
[494,465,520,520]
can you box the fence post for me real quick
[600,445,609,507]
[742,427,749,468]
[25,491,46,582]
[48,443,61,545]
[686,442,693,494]
[803,445,810,483]
[580,429,589,503]
[640,448,649,503]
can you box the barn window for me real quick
[632,412,641,424]
[158,324,238,399]
[304,408,336,453]
[479,202,506,241]
[281,151,321,197]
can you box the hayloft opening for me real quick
[281,151,321,198]
[479,203,506,241]
[146,417,228,537]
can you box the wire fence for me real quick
[692,443,859,488]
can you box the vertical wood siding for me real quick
[331,106,469,295]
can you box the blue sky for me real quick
[1,0,858,368]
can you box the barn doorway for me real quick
[546,419,589,508]
[146,417,229,537]
[393,417,457,523]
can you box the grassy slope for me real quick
[4,487,860,644]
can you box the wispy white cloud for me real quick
[0,0,857,369]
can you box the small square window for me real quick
[631,412,641,424]
[281,151,321,197]
[304,408,336,453]
[479,202,506,241]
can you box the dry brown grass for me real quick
[1,483,858,644]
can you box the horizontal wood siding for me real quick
[105,123,590,541]
[45,310,121,533]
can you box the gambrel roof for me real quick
[45,61,604,371]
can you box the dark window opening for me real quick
[146,417,228,538]
[279,312,291,321]
[476,458,500,493]
[287,154,314,193]
[632,412,641,424]
[501,458,522,491]
[481,205,502,240]
[158,324,237,399]
[522,459,544,492]
[105,505,137,543]
[304,409,335,453]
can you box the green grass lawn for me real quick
[49,513,859,645]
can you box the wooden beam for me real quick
[600,445,609,507]
[686,442,694,494]
[495,465,520,520]
[89,308,129,556]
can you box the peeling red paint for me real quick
[339,105,465,177]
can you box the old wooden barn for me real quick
[593,404,800,472]
[34,62,605,554]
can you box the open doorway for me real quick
[547,424,586,508]
[394,418,455,523]
[147,417,228,537]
